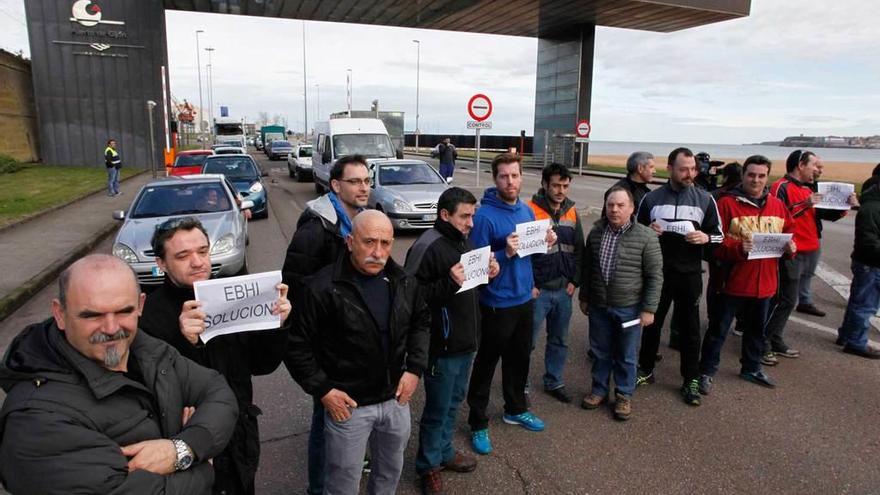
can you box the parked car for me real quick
[287,144,314,181]
[368,159,450,230]
[213,146,248,155]
[169,149,213,176]
[202,154,268,219]
[111,175,253,286]
[266,140,294,160]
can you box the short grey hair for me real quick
[626,151,654,176]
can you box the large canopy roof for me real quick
[163,0,751,37]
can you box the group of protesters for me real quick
[0,147,877,495]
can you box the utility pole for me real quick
[346,68,352,117]
[412,39,420,152]
[315,84,320,121]
[195,30,204,135]
[205,47,215,139]
[301,21,309,139]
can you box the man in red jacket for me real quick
[698,155,796,393]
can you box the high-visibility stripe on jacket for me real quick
[527,192,584,289]
[105,147,121,167]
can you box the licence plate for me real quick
[422,214,437,221]
[151,266,165,277]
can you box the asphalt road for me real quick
[1,151,878,494]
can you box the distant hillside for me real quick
[779,135,880,149]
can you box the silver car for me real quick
[368,160,450,230]
[287,144,314,182]
[111,175,253,286]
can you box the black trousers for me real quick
[467,301,533,431]
[638,271,703,381]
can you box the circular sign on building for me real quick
[576,120,591,138]
[467,94,493,122]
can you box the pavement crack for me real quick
[494,451,531,494]
[260,428,310,445]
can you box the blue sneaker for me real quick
[502,411,545,432]
[471,429,492,455]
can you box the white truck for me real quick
[213,117,246,149]
[312,118,403,194]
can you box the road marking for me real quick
[789,315,879,348]
[814,261,880,331]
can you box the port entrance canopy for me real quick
[164,0,750,36]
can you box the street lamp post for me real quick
[195,30,204,136]
[315,84,320,121]
[346,68,352,117]
[205,46,215,139]
[146,100,158,178]
[302,21,308,139]
[412,39,420,152]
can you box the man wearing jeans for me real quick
[579,186,662,420]
[837,183,880,359]
[286,210,430,495]
[405,187,500,494]
[527,162,584,403]
[698,155,796,393]
[104,139,121,196]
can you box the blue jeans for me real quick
[307,399,325,495]
[838,261,880,351]
[700,295,771,376]
[531,287,573,390]
[107,166,120,195]
[439,163,454,180]
[416,353,474,474]
[797,248,821,305]
[588,305,641,397]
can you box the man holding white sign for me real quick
[141,217,291,495]
[699,156,796,394]
[405,187,499,494]
[466,153,556,456]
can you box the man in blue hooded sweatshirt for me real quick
[466,152,557,455]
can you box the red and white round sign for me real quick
[467,94,493,122]
[576,120,591,138]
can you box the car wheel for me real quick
[288,165,296,178]
[296,168,304,182]
[314,181,324,194]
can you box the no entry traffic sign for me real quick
[467,94,493,122]
[576,119,591,138]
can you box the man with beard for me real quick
[635,147,723,407]
[466,153,556,456]
[140,217,292,495]
[0,255,238,494]
[405,187,500,494]
[286,210,430,495]
[281,154,371,495]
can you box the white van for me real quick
[312,118,403,194]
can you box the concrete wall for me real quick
[24,0,169,167]
[0,50,40,162]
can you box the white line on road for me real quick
[789,315,879,348]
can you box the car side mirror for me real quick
[240,200,255,210]
[446,176,454,184]
[396,148,404,159]
[112,210,126,220]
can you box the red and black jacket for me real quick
[770,174,819,253]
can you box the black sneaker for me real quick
[842,346,880,360]
[636,370,655,386]
[680,379,701,406]
[740,370,776,388]
[546,387,572,403]
[698,374,713,395]
[796,303,826,317]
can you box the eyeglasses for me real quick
[338,178,371,186]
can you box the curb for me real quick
[0,169,147,234]
[0,221,121,322]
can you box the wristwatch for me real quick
[171,438,194,471]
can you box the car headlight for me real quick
[112,243,138,264]
[249,182,263,193]
[392,199,412,212]
[211,234,236,256]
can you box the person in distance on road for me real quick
[139,217,291,495]
[579,186,662,420]
[286,210,430,495]
[432,137,458,182]
[405,187,500,495]
[105,138,122,197]
[0,254,238,494]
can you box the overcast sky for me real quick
[1,0,878,144]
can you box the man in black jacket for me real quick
[603,151,654,214]
[0,254,238,494]
[280,154,370,494]
[405,187,500,495]
[140,218,291,495]
[286,210,430,495]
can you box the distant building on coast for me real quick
[780,134,880,149]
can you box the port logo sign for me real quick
[467,94,493,122]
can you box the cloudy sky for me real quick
[1,0,878,144]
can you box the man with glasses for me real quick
[281,154,371,495]
[140,217,292,495]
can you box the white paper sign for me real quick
[816,182,854,210]
[747,233,793,260]
[194,271,282,343]
[457,246,491,293]
[656,218,695,235]
[515,219,550,257]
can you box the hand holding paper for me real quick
[457,246,492,293]
[515,219,551,257]
[193,271,283,343]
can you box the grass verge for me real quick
[0,164,140,229]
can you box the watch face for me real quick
[178,454,194,470]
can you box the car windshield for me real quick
[333,134,395,158]
[203,157,259,179]
[378,163,444,186]
[215,148,241,155]
[298,147,313,157]
[131,183,231,218]
[174,154,209,167]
